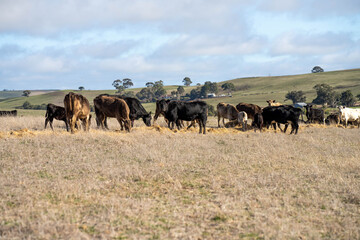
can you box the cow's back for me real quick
[236,103,262,120]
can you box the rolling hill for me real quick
[0,68,359,115]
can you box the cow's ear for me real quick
[149,111,152,115]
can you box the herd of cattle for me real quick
[2,92,360,134]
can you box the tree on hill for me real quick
[339,90,356,106]
[123,78,133,89]
[183,77,192,86]
[112,79,124,94]
[285,90,306,104]
[200,81,218,97]
[112,78,133,94]
[177,86,185,96]
[78,86,85,91]
[136,88,155,102]
[312,66,324,73]
[312,84,338,106]
[145,82,154,88]
[153,80,166,98]
[221,83,235,94]
[22,90,31,97]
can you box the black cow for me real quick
[44,103,69,131]
[256,105,302,134]
[252,112,263,132]
[304,105,325,124]
[155,99,208,134]
[0,110,17,117]
[95,94,151,128]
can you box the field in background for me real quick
[1,68,359,114]
[0,116,359,239]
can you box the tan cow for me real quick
[217,103,239,127]
[266,99,282,106]
[93,95,131,132]
[64,92,91,133]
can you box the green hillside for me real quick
[1,68,359,115]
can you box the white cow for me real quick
[237,111,248,131]
[338,106,360,128]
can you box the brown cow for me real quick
[93,95,131,132]
[217,103,239,127]
[266,99,282,106]
[64,92,91,133]
[235,103,262,121]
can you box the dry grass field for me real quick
[0,116,360,239]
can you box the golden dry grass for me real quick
[0,116,360,239]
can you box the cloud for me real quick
[258,0,360,18]
[270,32,355,56]
[72,40,139,59]
[0,0,250,35]
[0,44,25,58]
[0,0,359,90]
[152,35,266,58]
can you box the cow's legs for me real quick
[44,118,49,129]
[45,117,53,130]
[174,120,180,130]
[217,114,221,128]
[49,119,54,131]
[104,117,110,130]
[83,116,90,131]
[202,119,206,134]
[70,115,77,133]
[283,123,289,133]
[64,120,69,132]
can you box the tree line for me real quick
[285,84,360,107]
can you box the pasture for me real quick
[1,116,359,239]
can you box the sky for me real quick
[0,0,359,90]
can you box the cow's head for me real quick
[143,112,152,127]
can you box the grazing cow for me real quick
[44,103,69,131]
[235,103,262,121]
[93,95,131,132]
[252,112,263,132]
[217,103,239,127]
[64,92,91,133]
[154,99,194,128]
[0,110,17,117]
[266,99,282,106]
[237,111,248,131]
[256,105,302,134]
[95,94,151,128]
[155,99,208,134]
[304,105,325,124]
[325,113,341,125]
[338,106,360,128]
